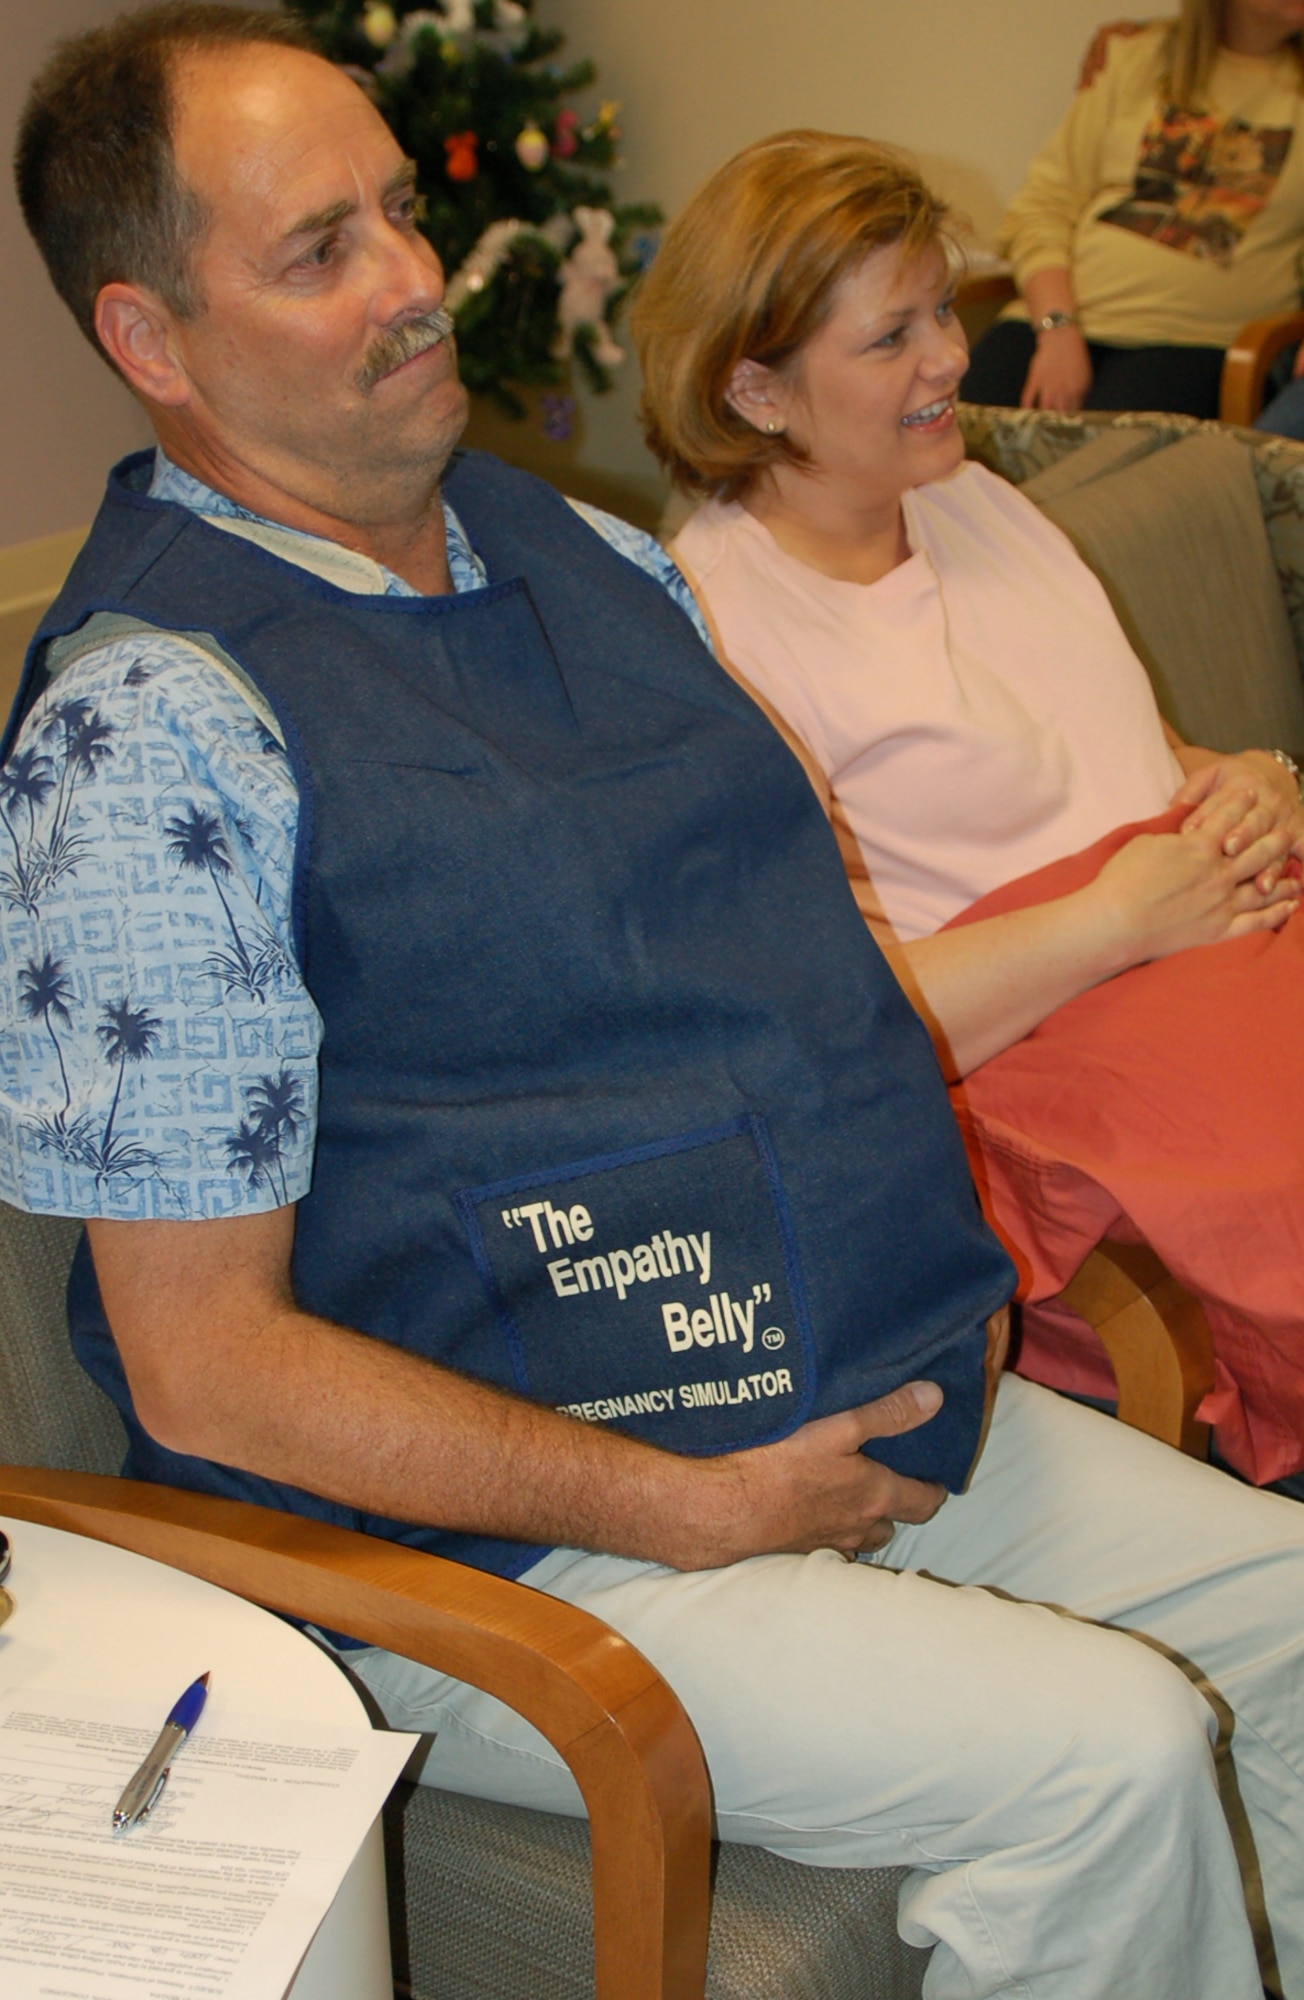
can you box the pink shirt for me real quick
[671,462,1183,940]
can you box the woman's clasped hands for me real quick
[1093,760,1302,963]
[1175,749,1304,870]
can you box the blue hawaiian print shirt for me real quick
[0,452,708,1220]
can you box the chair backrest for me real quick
[959,406,1304,736]
[0,1204,125,1473]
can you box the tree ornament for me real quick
[493,1,530,49]
[515,122,549,171]
[375,9,443,78]
[443,217,533,311]
[289,0,660,414]
[540,392,576,442]
[444,131,479,182]
[554,207,625,370]
[360,4,397,49]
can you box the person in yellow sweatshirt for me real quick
[963,1,1304,415]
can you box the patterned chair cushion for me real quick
[1043,431,1304,751]
[959,403,1304,690]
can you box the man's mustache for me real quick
[357,307,455,391]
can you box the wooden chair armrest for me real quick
[1056,1241,1214,1457]
[1220,310,1304,427]
[953,270,1017,312]
[0,1464,711,2000]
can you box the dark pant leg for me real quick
[962,327,1225,419]
[1083,342,1225,418]
[1255,360,1304,439]
[961,319,1036,406]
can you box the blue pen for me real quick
[112,1671,210,1833]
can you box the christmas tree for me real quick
[285,0,659,422]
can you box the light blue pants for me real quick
[342,1376,1304,2000]
[1256,369,1304,439]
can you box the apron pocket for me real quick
[454,1113,815,1453]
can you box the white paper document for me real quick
[0,1688,415,2000]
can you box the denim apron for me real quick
[17,450,1013,1578]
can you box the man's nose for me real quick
[371,222,446,320]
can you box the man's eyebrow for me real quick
[280,161,419,245]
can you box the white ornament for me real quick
[376,8,459,78]
[443,217,536,314]
[493,0,530,48]
[553,206,625,369]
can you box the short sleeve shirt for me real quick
[0,453,707,1220]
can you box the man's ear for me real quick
[725,356,787,436]
[95,283,193,407]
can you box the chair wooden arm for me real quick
[953,269,1017,348]
[1057,1241,1214,1457]
[953,270,1017,313]
[1220,310,1304,427]
[0,1464,711,2000]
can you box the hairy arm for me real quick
[86,1208,946,1571]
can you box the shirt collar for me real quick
[148,449,489,597]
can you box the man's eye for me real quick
[392,191,425,226]
[297,237,338,270]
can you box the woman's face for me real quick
[751,243,969,518]
[1222,0,1304,55]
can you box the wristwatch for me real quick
[1034,310,1080,333]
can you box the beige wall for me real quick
[2,0,1126,570]
[530,0,1124,511]
[0,0,278,695]
[2,0,153,553]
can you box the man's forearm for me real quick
[85,1211,946,1571]
[95,1255,716,1564]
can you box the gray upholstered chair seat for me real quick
[387,1786,927,2000]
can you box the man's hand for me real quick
[676,1381,947,1571]
[87,1210,949,1576]
[1021,326,1093,411]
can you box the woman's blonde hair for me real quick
[630,130,952,500]
[1162,1,1304,106]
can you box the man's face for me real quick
[160,44,467,517]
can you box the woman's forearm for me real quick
[883,886,1135,1080]
[883,792,1300,1079]
[1020,267,1079,324]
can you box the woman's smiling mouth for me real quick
[901,396,955,430]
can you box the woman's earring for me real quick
[765,420,779,435]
